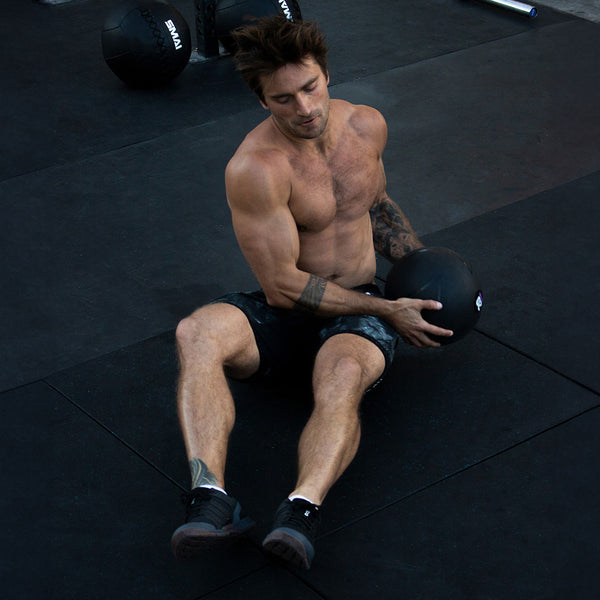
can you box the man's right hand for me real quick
[386,298,453,348]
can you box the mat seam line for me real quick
[193,564,329,600]
[344,18,581,86]
[474,327,599,396]
[319,401,599,541]
[43,378,188,491]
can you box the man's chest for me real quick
[288,145,381,232]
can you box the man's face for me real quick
[259,57,330,140]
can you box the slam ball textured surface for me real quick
[385,247,483,344]
[102,0,191,87]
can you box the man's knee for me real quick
[330,355,370,388]
[176,303,260,376]
[314,334,386,395]
[176,306,218,355]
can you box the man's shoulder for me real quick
[332,100,387,152]
[227,133,288,185]
[225,123,291,209]
[332,100,387,145]
[334,98,382,118]
[228,119,287,169]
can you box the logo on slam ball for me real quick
[165,19,183,50]
[278,0,292,20]
[475,292,483,312]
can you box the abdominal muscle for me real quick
[296,214,377,289]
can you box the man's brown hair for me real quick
[231,15,328,103]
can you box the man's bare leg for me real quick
[263,333,385,568]
[292,333,385,503]
[171,303,260,557]
[176,302,260,488]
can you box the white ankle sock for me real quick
[200,484,227,495]
[288,494,318,506]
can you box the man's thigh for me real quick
[184,301,261,380]
[316,313,400,389]
[211,291,320,380]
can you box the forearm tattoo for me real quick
[370,197,422,261]
[293,274,327,313]
[189,457,219,488]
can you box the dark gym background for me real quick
[2,0,599,598]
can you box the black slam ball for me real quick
[215,0,302,54]
[102,0,192,88]
[385,247,483,345]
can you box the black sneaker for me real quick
[171,487,255,559]
[262,498,321,569]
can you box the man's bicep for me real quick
[230,201,300,287]
[227,154,299,267]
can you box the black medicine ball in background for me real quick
[102,0,192,88]
[385,247,483,345]
[216,0,302,54]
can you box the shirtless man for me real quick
[171,16,452,570]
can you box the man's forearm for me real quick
[370,196,423,262]
[293,274,328,312]
[270,269,450,348]
[292,273,393,320]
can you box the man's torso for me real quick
[234,99,386,288]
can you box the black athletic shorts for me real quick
[211,283,400,386]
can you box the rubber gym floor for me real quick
[2,0,599,598]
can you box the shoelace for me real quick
[278,500,320,535]
[182,488,232,525]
